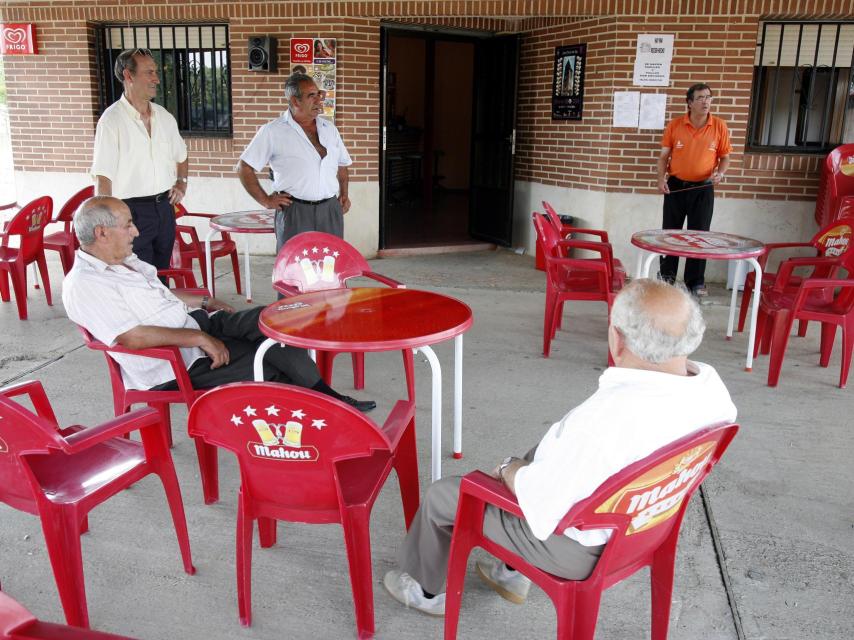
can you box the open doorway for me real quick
[381,28,477,249]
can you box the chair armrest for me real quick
[176,223,203,249]
[568,228,609,242]
[774,256,842,291]
[459,471,525,518]
[363,271,405,288]
[758,242,816,269]
[546,256,610,274]
[557,239,613,260]
[794,278,854,309]
[63,407,161,453]
[273,281,301,297]
[379,399,416,449]
[0,380,59,425]
[158,267,200,289]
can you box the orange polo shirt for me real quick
[661,114,732,182]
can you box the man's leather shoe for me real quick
[340,395,376,412]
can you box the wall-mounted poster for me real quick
[552,44,586,120]
[290,37,337,122]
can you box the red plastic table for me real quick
[204,209,275,302]
[631,229,766,371]
[253,287,474,481]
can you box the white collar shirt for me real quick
[91,94,188,199]
[62,249,204,390]
[514,362,737,546]
[238,109,352,201]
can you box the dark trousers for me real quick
[660,176,715,289]
[274,197,343,254]
[151,307,321,390]
[124,195,176,270]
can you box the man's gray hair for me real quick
[74,197,119,245]
[114,48,154,84]
[610,279,705,363]
[284,73,312,101]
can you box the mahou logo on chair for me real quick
[1,24,38,55]
[818,224,851,258]
[595,442,716,535]
[228,403,325,461]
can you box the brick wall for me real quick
[0,0,850,202]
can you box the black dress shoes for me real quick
[340,395,377,413]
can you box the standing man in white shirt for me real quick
[382,278,737,616]
[237,73,352,252]
[91,48,188,270]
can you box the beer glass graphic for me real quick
[252,419,279,446]
[321,255,336,282]
[283,420,303,448]
[299,257,320,285]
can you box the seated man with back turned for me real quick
[62,196,375,412]
[383,278,737,615]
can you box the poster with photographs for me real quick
[551,44,586,120]
[290,37,337,122]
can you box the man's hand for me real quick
[199,334,229,369]
[262,192,294,211]
[657,177,670,194]
[711,171,724,185]
[168,180,187,205]
[206,297,235,313]
[339,194,351,214]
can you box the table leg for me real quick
[31,263,39,289]
[252,338,278,381]
[204,228,216,297]
[244,237,252,303]
[453,335,463,459]
[745,258,762,372]
[726,260,744,340]
[640,252,658,278]
[415,345,442,482]
[634,251,645,279]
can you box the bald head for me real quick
[609,279,705,365]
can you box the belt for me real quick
[276,192,335,206]
[668,176,710,188]
[124,190,171,203]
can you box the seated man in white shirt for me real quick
[62,196,375,412]
[383,278,737,615]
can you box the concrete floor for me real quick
[0,249,852,639]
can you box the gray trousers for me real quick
[399,454,604,595]
[275,197,344,253]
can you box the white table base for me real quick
[252,334,465,483]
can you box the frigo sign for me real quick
[1,24,38,55]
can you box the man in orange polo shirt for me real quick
[656,83,732,299]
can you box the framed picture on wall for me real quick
[551,43,586,120]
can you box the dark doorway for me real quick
[380,26,519,250]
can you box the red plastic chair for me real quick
[43,186,93,275]
[272,231,415,399]
[0,380,194,629]
[0,196,53,320]
[173,202,241,295]
[444,422,739,640]
[187,382,420,638]
[0,591,137,639]
[753,249,854,387]
[532,213,622,359]
[815,144,854,227]
[737,217,853,334]
[76,326,219,504]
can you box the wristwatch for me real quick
[201,295,210,311]
[498,456,518,482]
[176,177,188,183]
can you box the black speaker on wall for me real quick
[248,36,277,72]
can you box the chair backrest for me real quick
[188,382,391,515]
[3,196,53,263]
[817,144,854,226]
[532,211,560,256]
[0,385,65,512]
[555,423,738,584]
[54,185,94,224]
[272,231,372,292]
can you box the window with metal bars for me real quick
[95,23,232,137]
[748,21,854,153]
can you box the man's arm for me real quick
[116,325,230,368]
[712,155,730,185]
[171,289,234,313]
[168,157,189,205]
[656,147,672,194]
[95,175,112,196]
[237,160,293,210]
[337,165,351,213]
[490,458,531,496]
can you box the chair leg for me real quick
[754,308,771,357]
[402,349,416,402]
[797,319,808,337]
[60,246,75,274]
[392,419,420,530]
[194,437,219,504]
[341,504,375,640]
[154,458,196,576]
[236,490,254,627]
[9,265,28,320]
[258,517,277,548]
[36,254,52,306]
[229,249,243,295]
[351,352,365,390]
[150,403,173,448]
[767,310,795,387]
[819,322,837,368]
[443,494,482,640]
[543,293,557,357]
[650,544,678,640]
[317,351,335,385]
[0,268,9,302]
[39,506,89,628]
[839,320,853,389]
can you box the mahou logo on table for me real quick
[1,24,38,55]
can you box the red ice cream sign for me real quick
[1,24,38,55]
[290,38,313,63]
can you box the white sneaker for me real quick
[383,570,446,616]
[476,558,531,604]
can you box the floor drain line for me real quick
[0,345,84,388]
[700,485,746,640]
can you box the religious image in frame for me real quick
[551,43,586,120]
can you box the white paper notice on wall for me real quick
[639,93,667,129]
[633,34,674,87]
[613,91,640,127]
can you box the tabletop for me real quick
[631,229,765,260]
[259,287,473,352]
[210,210,275,233]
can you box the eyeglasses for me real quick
[692,95,713,102]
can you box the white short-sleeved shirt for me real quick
[514,362,737,546]
[62,250,204,390]
[91,94,188,199]
[238,110,352,201]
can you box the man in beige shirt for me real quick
[91,48,188,270]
